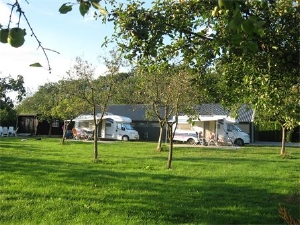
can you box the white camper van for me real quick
[73,113,139,141]
[216,120,250,146]
[172,116,250,146]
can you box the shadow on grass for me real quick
[1,154,298,224]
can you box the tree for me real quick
[217,49,299,154]
[52,80,90,144]
[192,67,225,104]
[17,79,91,142]
[107,0,218,65]
[108,72,138,104]
[98,49,133,105]
[0,74,26,126]
[65,51,121,161]
[17,82,63,136]
[107,0,299,155]
[135,61,197,168]
[3,0,298,154]
[214,0,300,154]
[65,57,102,161]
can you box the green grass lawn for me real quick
[0,138,299,225]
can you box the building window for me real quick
[52,120,60,127]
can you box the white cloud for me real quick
[0,42,113,93]
[0,0,23,26]
[0,1,123,95]
[0,43,67,91]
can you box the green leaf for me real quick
[59,3,73,14]
[231,34,242,45]
[29,62,43,67]
[79,2,91,17]
[91,2,108,16]
[241,20,255,34]
[246,41,259,52]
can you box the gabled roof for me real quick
[197,103,254,123]
[102,104,254,123]
[237,105,255,122]
[106,104,152,121]
[197,103,228,116]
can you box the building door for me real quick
[18,116,36,133]
[105,122,114,139]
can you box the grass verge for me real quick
[0,138,299,224]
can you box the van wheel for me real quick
[234,138,244,146]
[122,136,129,141]
[187,138,195,145]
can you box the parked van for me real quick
[173,129,208,145]
[172,116,250,146]
[216,120,250,146]
[73,113,139,141]
[173,129,199,145]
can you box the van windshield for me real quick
[123,123,134,130]
[234,125,242,132]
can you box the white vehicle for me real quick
[173,129,199,145]
[73,113,139,141]
[172,115,250,146]
[216,120,250,146]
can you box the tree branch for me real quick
[7,1,60,73]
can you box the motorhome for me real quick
[215,119,250,146]
[72,113,139,141]
[172,115,250,146]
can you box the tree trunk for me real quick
[61,121,69,145]
[93,105,98,162]
[61,127,66,145]
[61,135,65,144]
[167,141,173,169]
[281,126,286,155]
[94,124,98,162]
[48,124,52,137]
[156,126,163,151]
[167,125,173,169]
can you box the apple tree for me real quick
[65,51,121,161]
[134,60,197,168]
[107,0,299,154]
[0,1,60,71]
[51,80,90,144]
[214,0,300,154]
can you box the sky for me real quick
[0,0,119,94]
